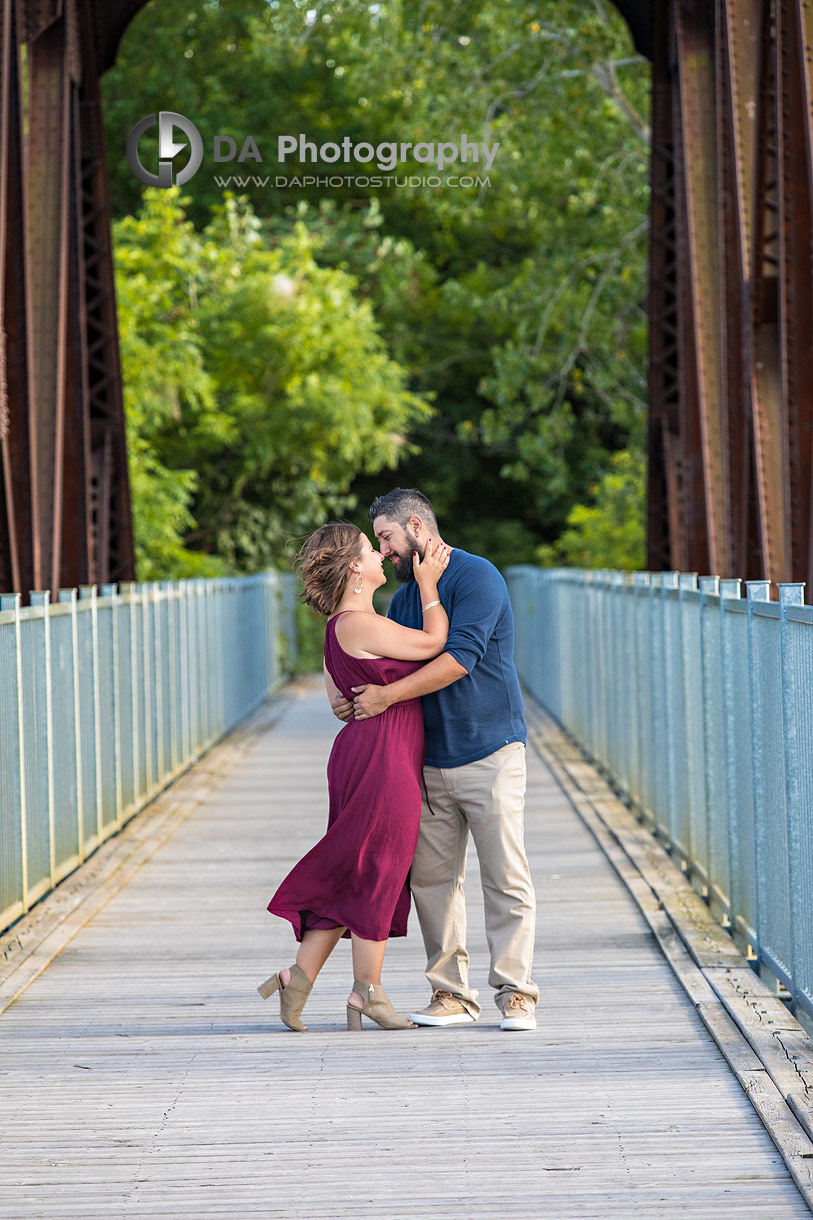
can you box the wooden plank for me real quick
[0,693,292,1015]
[525,698,813,1212]
[0,678,809,1218]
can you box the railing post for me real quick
[658,571,679,851]
[630,572,650,817]
[699,575,723,912]
[718,578,748,951]
[647,571,667,839]
[141,583,154,798]
[79,585,103,848]
[58,587,84,863]
[122,582,140,814]
[618,570,637,799]
[30,591,55,887]
[1,593,28,914]
[101,583,123,828]
[746,579,773,986]
[779,582,805,1015]
[669,572,697,867]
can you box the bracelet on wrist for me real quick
[423,600,441,612]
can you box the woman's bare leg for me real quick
[279,926,346,988]
[348,935,387,1007]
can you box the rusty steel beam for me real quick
[674,1,728,576]
[749,1,788,584]
[643,0,813,585]
[0,0,135,597]
[0,0,34,597]
[784,0,813,586]
[717,0,754,579]
[25,3,73,593]
[646,0,679,572]
[76,0,134,586]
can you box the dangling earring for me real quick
[354,573,363,594]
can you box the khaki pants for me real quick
[411,741,538,1018]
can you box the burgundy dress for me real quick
[267,611,426,942]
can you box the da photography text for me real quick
[126,112,499,189]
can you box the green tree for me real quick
[537,448,646,570]
[105,0,650,568]
[114,188,430,576]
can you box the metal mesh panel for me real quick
[156,592,174,777]
[749,604,792,985]
[49,611,80,873]
[592,578,610,769]
[681,594,707,875]
[702,596,729,910]
[782,607,813,1016]
[75,604,100,850]
[0,613,23,923]
[188,586,203,753]
[168,589,184,773]
[546,574,562,716]
[142,589,159,794]
[663,590,689,856]
[116,599,135,814]
[96,601,119,830]
[632,582,652,813]
[131,593,148,803]
[616,582,638,794]
[19,616,50,895]
[505,567,813,1016]
[0,574,289,934]
[722,604,756,946]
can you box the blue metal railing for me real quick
[507,566,813,1022]
[0,573,297,934]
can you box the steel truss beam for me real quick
[647,0,813,584]
[0,0,134,597]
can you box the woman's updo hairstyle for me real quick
[295,522,364,617]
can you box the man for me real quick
[330,487,538,1031]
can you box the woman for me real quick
[259,522,449,1031]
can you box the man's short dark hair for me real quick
[369,487,439,534]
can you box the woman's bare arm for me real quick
[335,538,450,661]
[324,661,344,706]
[351,653,467,719]
[335,605,448,661]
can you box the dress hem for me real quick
[267,902,409,944]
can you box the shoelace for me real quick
[431,989,456,1008]
[506,993,528,1012]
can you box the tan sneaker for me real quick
[409,989,476,1026]
[499,993,537,1031]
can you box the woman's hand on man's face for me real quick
[413,537,449,584]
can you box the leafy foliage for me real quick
[114,188,429,574]
[104,0,650,576]
[537,448,646,570]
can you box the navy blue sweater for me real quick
[388,548,526,767]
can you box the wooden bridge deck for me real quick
[0,675,810,1218]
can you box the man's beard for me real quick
[390,538,424,583]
